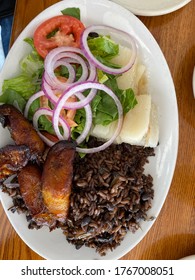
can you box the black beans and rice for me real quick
[1,137,155,256]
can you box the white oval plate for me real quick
[0,0,178,260]
[111,0,191,16]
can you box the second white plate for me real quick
[111,0,191,16]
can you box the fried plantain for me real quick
[41,140,76,223]
[0,104,45,161]
[18,163,45,216]
[0,144,30,182]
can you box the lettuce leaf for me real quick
[71,75,137,143]
[2,38,44,101]
[61,7,80,20]
[0,89,26,112]
[71,108,86,140]
[88,35,119,58]
[91,75,137,126]
[87,35,121,68]
[2,74,41,100]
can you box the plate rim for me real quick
[111,0,191,16]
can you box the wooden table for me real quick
[0,0,195,260]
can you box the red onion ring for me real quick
[42,76,58,104]
[53,59,76,84]
[44,46,97,90]
[24,90,45,118]
[45,52,89,90]
[81,25,137,75]
[33,107,71,146]
[53,91,92,145]
[42,78,97,110]
[53,81,123,153]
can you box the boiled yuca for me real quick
[144,103,159,147]
[111,46,146,94]
[90,95,158,146]
[119,94,151,144]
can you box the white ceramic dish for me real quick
[180,255,195,260]
[0,0,178,260]
[111,0,191,16]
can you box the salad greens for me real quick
[88,35,119,58]
[87,33,122,69]
[0,89,26,112]
[61,7,80,20]
[0,38,44,108]
[0,7,137,143]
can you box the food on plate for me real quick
[64,138,155,255]
[34,15,85,58]
[91,95,159,147]
[0,121,77,227]
[18,163,44,216]
[0,7,159,256]
[35,140,76,225]
[0,145,31,182]
[0,104,45,161]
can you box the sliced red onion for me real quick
[53,91,92,145]
[42,78,97,110]
[42,77,58,104]
[45,52,89,90]
[53,59,76,84]
[33,107,71,146]
[44,46,97,90]
[44,46,85,66]
[81,25,137,75]
[24,90,45,118]
[68,92,92,145]
[63,57,97,82]
[53,81,123,153]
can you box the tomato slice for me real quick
[34,15,85,58]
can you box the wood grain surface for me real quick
[0,0,195,260]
